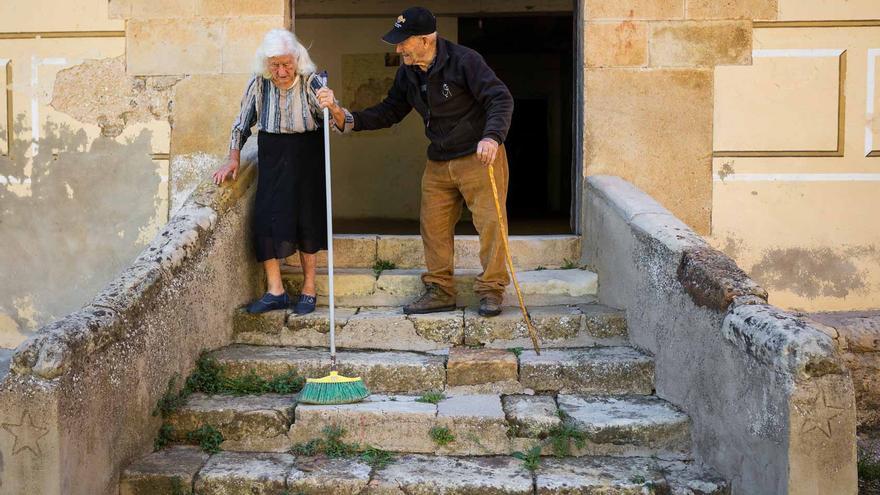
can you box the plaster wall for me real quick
[711,21,880,311]
[0,29,171,347]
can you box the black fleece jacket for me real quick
[352,37,514,161]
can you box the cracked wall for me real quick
[0,12,173,347]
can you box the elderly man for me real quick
[317,6,514,317]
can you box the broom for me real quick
[298,72,369,405]
[487,161,541,355]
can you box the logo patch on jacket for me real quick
[441,83,451,99]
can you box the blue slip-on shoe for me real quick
[247,292,290,314]
[292,294,317,315]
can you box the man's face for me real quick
[268,54,297,86]
[395,36,428,66]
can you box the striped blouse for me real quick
[229,73,329,151]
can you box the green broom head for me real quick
[298,371,370,405]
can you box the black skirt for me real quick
[253,130,328,262]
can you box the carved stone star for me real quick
[800,387,847,439]
[2,411,49,458]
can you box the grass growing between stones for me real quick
[361,447,395,469]
[429,426,455,446]
[560,259,579,270]
[153,423,176,451]
[291,426,360,458]
[858,456,880,480]
[416,390,445,404]
[546,423,586,457]
[507,347,524,358]
[372,259,397,277]
[187,425,224,454]
[512,445,542,472]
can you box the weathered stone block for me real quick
[196,0,287,16]
[288,457,372,495]
[232,308,287,336]
[436,394,511,455]
[289,396,437,453]
[285,235,378,268]
[650,21,752,67]
[502,395,561,438]
[120,446,209,495]
[283,269,377,297]
[536,456,666,493]
[511,269,597,297]
[585,69,713,233]
[686,0,778,20]
[221,17,285,74]
[194,452,295,494]
[111,0,196,19]
[465,306,582,347]
[235,308,357,347]
[212,346,446,393]
[340,307,452,351]
[657,459,730,495]
[558,394,690,453]
[409,310,465,346]
[585,0,684,19]
[446,348,518,386]
[579,303,629,340]
[127,19,223,76]
[586,21,648,67]
[372,455,533,494]
[376,236,425,268]
[375,269,424,296]
[677,245,767,311]
[519,348,654,394]
[165,393,296,452]
[170,74,252,154]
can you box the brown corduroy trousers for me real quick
[419,145,510,298]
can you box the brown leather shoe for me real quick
[478,294,503,317]
[403,284,456,315]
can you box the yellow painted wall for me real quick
[711,19,880,311]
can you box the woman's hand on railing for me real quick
[212,157,240,185]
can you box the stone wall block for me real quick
[171,74,253,155]
[222,16,287,74]
[686,0,778,20]
[111,0,196,19]
[584,69,714,233]
[585,0,685,20]
[586,21,648,67]
[196,0,288,17]
[649,21,752,67]
[127,18,223,76]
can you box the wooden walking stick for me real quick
[487,163,541,355]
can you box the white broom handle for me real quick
[323,106,335,363]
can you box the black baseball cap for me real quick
[381,6,437,44]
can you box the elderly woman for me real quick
[213,29,328,315]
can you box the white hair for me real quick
[253,29,316,78]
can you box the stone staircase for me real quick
[119,235,729,494]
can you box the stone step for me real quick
[155,392,689,458]
[164,393,296,453]
[281,267,598,308]
[210,345,654,396]
[283,234,581,270]
[121,449,729,495]
[209,345,447,394]
[519,347,655,395]
[233,303,628,351]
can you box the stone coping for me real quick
[584,175,855,494]
[7,144,258,381]
[587,175,841,380]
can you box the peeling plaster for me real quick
[50,56,179,138]
[751,247,870,299]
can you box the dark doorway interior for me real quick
[458,14,573,234]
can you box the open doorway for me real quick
[299,8,576,235]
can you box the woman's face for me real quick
[268,54,297,87]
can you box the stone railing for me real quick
[583,175,857,494]
[0,145,261,495]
